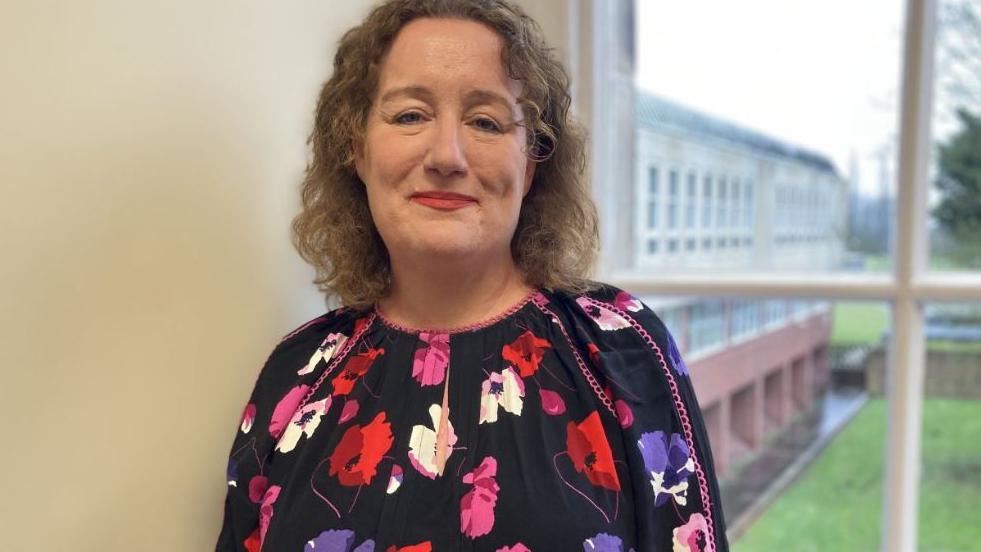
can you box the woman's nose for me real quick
[423,118,468,178]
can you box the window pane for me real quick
[634,0,902,274]
[917,301,981,549]
[929,0,981,271]
[638,296,889,550]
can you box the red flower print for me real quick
[385,543,432,552]
[332,348,384,396]
[586,342,602,368]
[566,411,621,491]
[501,331,552,378]
[243,528,260,552]
[328,411,394,486]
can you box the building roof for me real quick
[636,92,839,176]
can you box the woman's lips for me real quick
[410,195,476,210]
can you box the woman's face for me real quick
[354,17,536,265]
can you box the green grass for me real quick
[926,340,981,354]
[831,303,890,346]
[733,398,981,552]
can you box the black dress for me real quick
[216,283,727,552]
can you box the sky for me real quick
[635,0,907,197]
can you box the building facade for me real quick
[633,93,846,475]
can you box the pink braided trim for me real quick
[530,294,617,418]
[581,296,717,550]
[295,312,377,413]
[373,289,538,335]
[279,314,330,344]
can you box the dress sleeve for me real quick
[215,312,350,552]
[567,286,729,552]
[215,345,280,552]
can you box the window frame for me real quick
[581,0,981,549]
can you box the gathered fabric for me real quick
[216,283,727,552]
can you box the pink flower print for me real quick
[247,475,268,503]
[672,513,712,552]
[412,332,450,386]
[495,545,531,552]
[258,484,281,547]
[339,398,360,424]
[479,367,524,424]
[240,403,256,434]
[576,297,631,331]
[614,400,634,429]
[269,385,309,439]
[539,388,566,415]
[613,291,643,312]
[387,463,404,494]
[460,456,499,538]
[298,332,348,375]
[275,397,331,453]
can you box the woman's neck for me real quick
[376,253,534,332]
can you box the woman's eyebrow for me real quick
[377,86,515,111]
[378,85,435,104]
[463,89,516,111]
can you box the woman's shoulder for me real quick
[254,306,366,383]
[548,280,668,331]
[546,280,684,372]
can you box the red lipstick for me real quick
[410,191,477,210]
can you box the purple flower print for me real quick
[582,532,628,551]
[666,332,689,376]
[637,431,695,507]
[304,529,375,551]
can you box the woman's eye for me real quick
[394,111,424,125]
[471,117,502,133]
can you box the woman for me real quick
[217,1,727,550]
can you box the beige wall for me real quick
[0,1,575,550]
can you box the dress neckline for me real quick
[372,288,544,335]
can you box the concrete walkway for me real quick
[720,389,869,541]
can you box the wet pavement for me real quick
[719,388,868,538]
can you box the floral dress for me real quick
[216,283,727,552]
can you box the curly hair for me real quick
[291,0,599,311]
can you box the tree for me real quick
[936,0,981,124]
[932,108,981,262]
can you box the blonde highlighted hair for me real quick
[291,0,599,311]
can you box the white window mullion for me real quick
[884,0,936,549]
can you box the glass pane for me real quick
[917,302,981,549]
[929,0,981,270]
[641,295,889,550]
[634,0,903,275]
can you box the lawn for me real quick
[733,398,981,551]
[831,302,890,346]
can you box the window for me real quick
[647,166,659,229]
[686,171,697,228]
[702,174,713,229]
[731,300,761,340]
[668,169,679,229]
[730,178,741,229]
[610,1,976,547]
[717,176,728,230]
[647,238,658,254]
[689,300,724,354]
[744,181,754,230]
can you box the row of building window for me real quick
[646,236,753,254]
[646,167,754,233]
[658,299,828,356]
